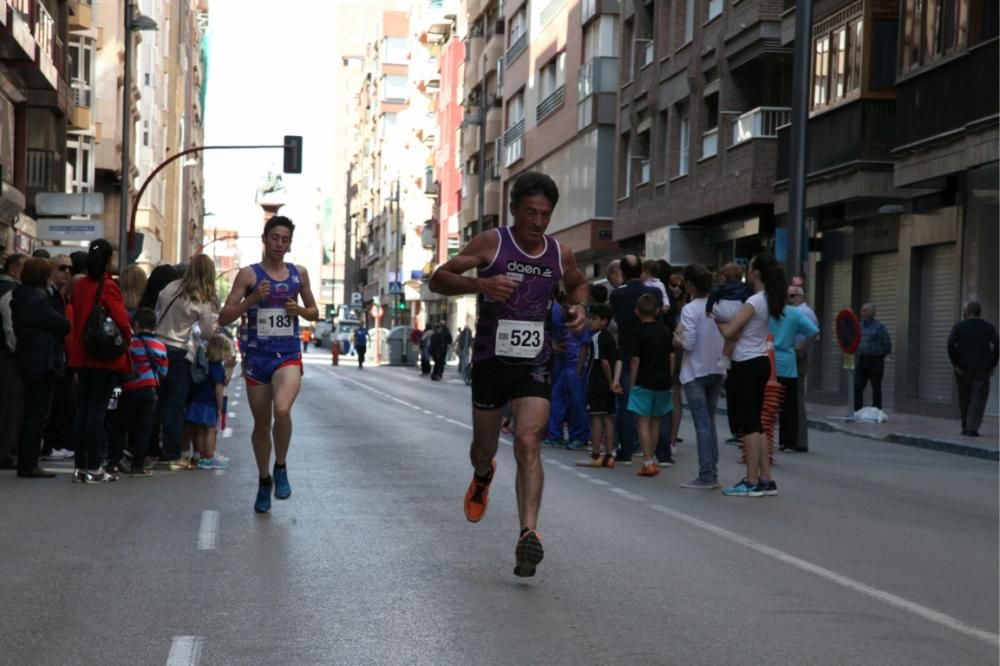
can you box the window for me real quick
[900,0,984,73]
[509,7,526,43]
[678,113,690,176]
[708,0,723,21]
[506,90,525,128]
[812,16,862,110]
[382,36,408,65]
[68,35,95,86]
[383,75,408,102]
[539,53,566,98]
[636,130,651,184]
[583,15,619,59]
[143,120,149,147]
[702,90,719,158]
[685,0,696,43]
[66,135,95,193]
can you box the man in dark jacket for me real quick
[0,253,26,469]
[41,254,75,460]
[11,258,70,477]
[430,323,452,380]
[948,301,999,437]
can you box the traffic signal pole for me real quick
[786,0,813,281]
[126,139,301,262]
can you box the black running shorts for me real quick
[471,357,551,410]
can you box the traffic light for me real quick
[283,135,303,174]
[398,293,406,310]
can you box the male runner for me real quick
[429,171,588,577]
[219,216,319,513]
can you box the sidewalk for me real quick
[799,401,998,461]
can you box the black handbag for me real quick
[82,278,126,360]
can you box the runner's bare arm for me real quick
[429,231,515,300]
[560,244,590,333]
[286,265,320,321]
[218,266,262,327]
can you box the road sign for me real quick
[835,309,861,354]
[369,305,384,320]
[351,291,362,305]
[35,192,104,215]
[36,218,102,241]
[388,281,402,295]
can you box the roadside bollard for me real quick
[331,342,340,366]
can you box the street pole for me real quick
[394,178,401,328]
[786,0,813,281]
[477,53,487,233]
[118,1,133,276]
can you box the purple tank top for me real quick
[473,227,563,366]
[245,262,302,354]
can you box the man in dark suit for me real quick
[41,254,75,460]
[948,301,999,437]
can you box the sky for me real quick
[202,0,341,265]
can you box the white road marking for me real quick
[213,470,226,477]
[227,412,236,418]
[221,428,233,439]
[166,636,203,666]
[646,503,1000,647]
[326,363,999,647]
[576,472,591,479]
[197,511,219,551]
[229,400,239,407]
[588,478,611,486]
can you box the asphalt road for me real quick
[0,349,997,665]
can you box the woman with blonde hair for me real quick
[186,333,234,469]
[120,264,148,316]
[153,253,218,468]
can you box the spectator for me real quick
[109,307,168,476]
[624,293,673,477]
[855,303,891,412]
[41,254,75,461]
[786,285,819,451]
[187,333,233,470]
[420,327,433,376]
[153,254,218,469]
[67,239,132,483]
[675,264,726,489]
[430,322,452,380]
[608,254,663,463]
[769,291,819,455]
[642,259,669,305]
[139,264,179,311]
[948,301,999,437]
[666,271,687,453]
[120,263,148,316]
[584,303,620,468]
[12,258,70,478]
[455,321,473,382]
[716,253,786,497]
[354,322,370,369]
[605,259,624,289]
[544,294,590,449]
[0,253,27,469]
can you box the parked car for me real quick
[314,320,334,348]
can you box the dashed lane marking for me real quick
[197,510,219,551]
[166,636,203,666]
[320,366,999,647]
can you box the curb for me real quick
[715,407,999,462]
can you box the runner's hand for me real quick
[285,298,304,317]
[250,280,271,305]
[565,304,586,334]
[477,274,517,301]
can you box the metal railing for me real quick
[730,106,791,145]
[536,85,565,123]
[33,0,54,58]
[503,118,525,146]
[70,78,91,107]
[504,136,524,167]
[27,148,58,189]
[505,31,528,67]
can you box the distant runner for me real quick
[429,171,589,577]
[219,216,319,513]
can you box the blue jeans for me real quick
[615,366,638,459]
[73,368,119,471]
[683,374,723,482]
[156,347,191,461]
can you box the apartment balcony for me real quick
[466,0,486,19]
[723,0,788,71]
[418,0,452,44]
[730,106,790,146]
[483,31,503,76]
[776,99,895,182]
[462,122,480,160]
[893,39,998,154]
[421,222,436,249]
[415,56,441,95]
[464,35,484,90]
[484,105,502,143]
[68,0,92,31]
[26,148,62,192]
[459,200,478,229]
[580,0,620,26]
[68,79,92,130]
[504,31,528,68]
[503,118,525,167]
[1,1,37,63]
[578,57,618,100]
[483,178,501,217]
[536,85,565,124]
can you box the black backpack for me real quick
[82,278,126,360]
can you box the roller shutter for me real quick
[820,259,852,392]
[861,252,898,409]
[916,243,959,402]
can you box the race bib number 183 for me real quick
[495,319,543,359]
[257,308,295,337]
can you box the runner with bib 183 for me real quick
[429,171,589,577]
[218,216,319,514]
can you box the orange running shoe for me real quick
[464,459,496,522]
[637,462,661,477]
[589,455,603,468]
[514,528,544,577]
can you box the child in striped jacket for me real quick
[109,307,168,476]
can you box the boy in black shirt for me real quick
[623,293,673,476]
[583,304,620,467]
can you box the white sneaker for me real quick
[42,448,74,460]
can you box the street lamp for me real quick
[118,1,158,276]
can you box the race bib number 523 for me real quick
[495,319,543,359]
[257,308,294,337]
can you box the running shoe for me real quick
[72,469,86,484]
[198,457,229,470]
[565,440,588,451]
[542,439,563,448]
[757,480,779,496]
[514,529,544,577]
[463,459,496,523]
[84,468,117,484]
[722,479,762,497]
[589,455,603,468]
[602,454,616,469]
[637,462,660,477]
[273,466,292,499]
[254,482,272,513]
[680,478,716,489]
